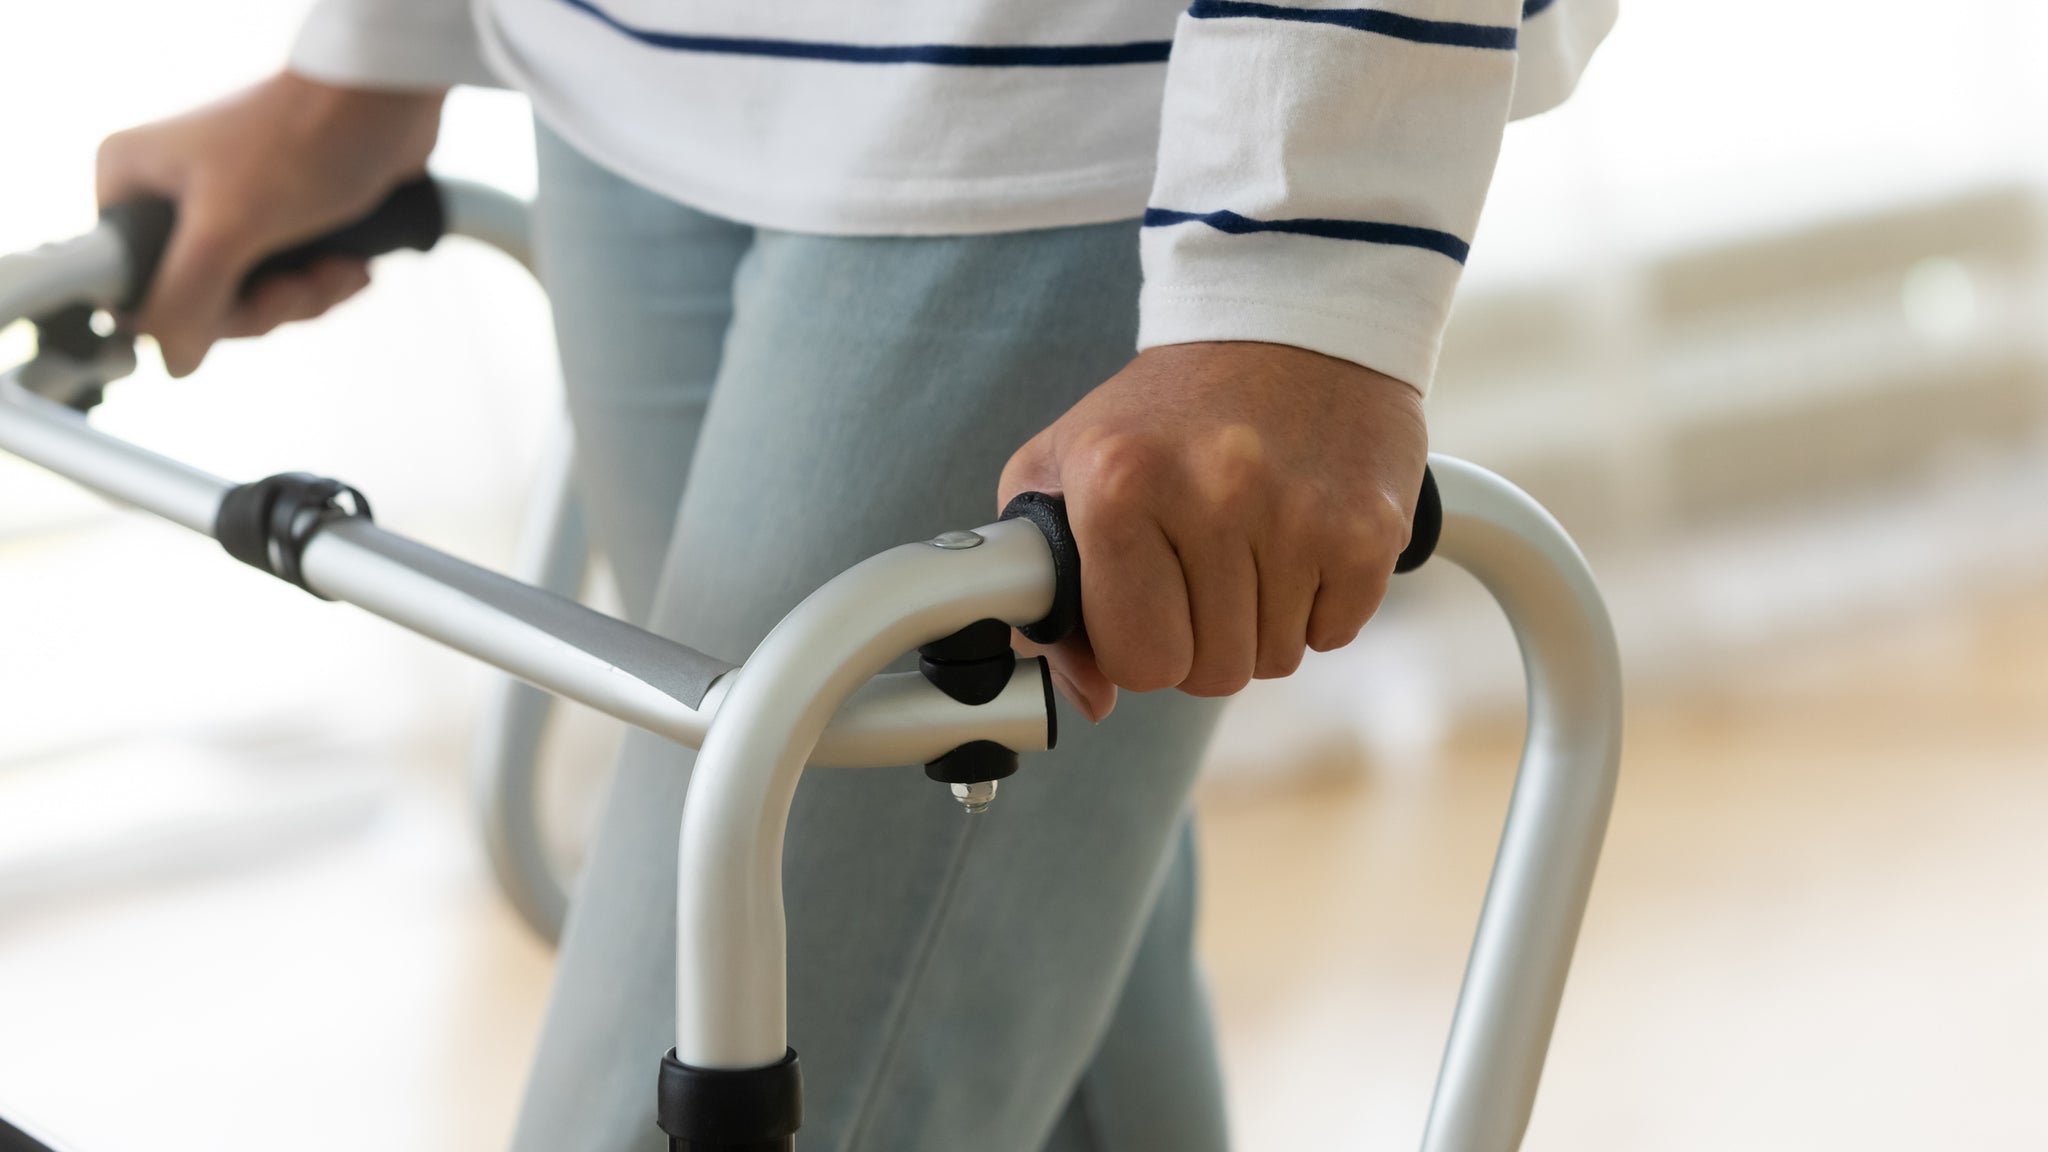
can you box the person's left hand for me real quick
[998,341,1428,721]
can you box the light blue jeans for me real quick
[512,125,1230,1152]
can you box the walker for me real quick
[0,178,1622,1152]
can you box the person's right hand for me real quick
[96,71,446,376]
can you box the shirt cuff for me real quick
[290,0,501,91]
[1137,226,1464,394]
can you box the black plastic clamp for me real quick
[917,617,1017,706]
[657,1047,802,1152]
[213,472,373,598]
[918,617,1033,786]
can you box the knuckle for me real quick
[1333,510,1403,572]
[1191,425,1267,510]
[1072,431,1163,514]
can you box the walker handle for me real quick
[100,176,446,312]
[997,464,1442,645]
[997,491,1081,644]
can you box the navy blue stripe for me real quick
[1144,208,1470,263]
[555,0,1172,65]
[1522,0,1557,17]
[1186,0,1516,51]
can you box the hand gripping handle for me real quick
[996,465,1442,645]
[100,176,446,312]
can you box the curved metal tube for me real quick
[0,178,535,331]
[670,453,1624,1152]
[440,179,537,274]
[675,517,1059,1069]
[0,225,126,330]
[0,363,1052,770]
[1419,455,1623,1151]
[3,195,1622,1136]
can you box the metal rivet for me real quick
[929,530,984,550]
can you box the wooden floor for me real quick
[1,578,2043,1150]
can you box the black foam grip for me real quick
[102,176,445,312]
[98,198,175,313]
[1393,465,1441,574]
[999,491,1082,645]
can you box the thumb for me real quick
[1015,629,1118,724]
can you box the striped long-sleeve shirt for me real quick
[291,0,1614,390]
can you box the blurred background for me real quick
[2,3,2045,1150]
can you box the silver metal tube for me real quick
[0,360,1049,768]
[0,177,533,335]
[668,452,1623,1122]
[0,223,127,329]
[674,517,1058,1068]
[1418,455,1624,1152]
[0,367,230,532]
[439,179,537,272]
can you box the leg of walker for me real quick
[653,459,1621,1152]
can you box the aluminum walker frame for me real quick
[0,177,1622,1152]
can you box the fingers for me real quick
[1305,503,1403,653]
[96,128,172,212]
[1002,438,1123,719]
[144,198,372,374]
[998,345,1427,709]
[222,258,371,339]
[1253,539,1318,682]
[1006,433,1386,702]
[91,73,444,377]
[1017,629,1120,723]
[136,193,262,375]
[1175,529,1258,696]
[1066,437,1194,694]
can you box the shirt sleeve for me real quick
[1137,0,1615,392]
[290,0,501,91]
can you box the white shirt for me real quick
[291,0,1614,389]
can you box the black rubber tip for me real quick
[999,491,1081,645]
[1394,465,1441,574]
[657,1048,801,1149]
